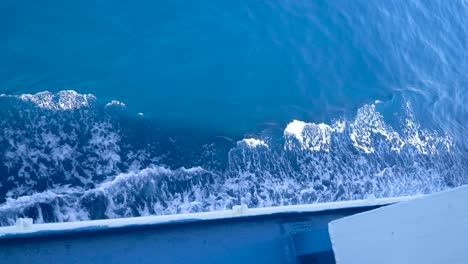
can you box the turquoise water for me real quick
[0,0,467,224]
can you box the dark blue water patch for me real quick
[4,0,466,135]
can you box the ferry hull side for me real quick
[0,202,398,264]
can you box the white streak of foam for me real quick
[16,90,96,110]
[284,120,306,144]
[238,138,269,149]
[96,166,172,191]
[350,104,405,154]
[105,100,126,108]
[0,186,90,224]
[284,120,339,152]
[333,120,346,133]
[284,103,451,155]
[181,166,206,173]
[86,122,122,176]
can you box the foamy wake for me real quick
[17,90,96,110]
[283,104,453,155]
[0,90,466,225]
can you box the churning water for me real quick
[0,0,467,225]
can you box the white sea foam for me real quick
[0,91,464,225]
[349,104,404,153]
[0,187,89,225]
[87,122,122,176]
[0,91,127,202]
[284,120,341,152]
[284,120,307,142]
[402,103,453,154]
[105,100,126,108]
[237,138,269,149]
[17,90,96,110]
[284,103,452,155]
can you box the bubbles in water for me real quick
[0,90,466,225]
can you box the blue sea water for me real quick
[0,0,467,224]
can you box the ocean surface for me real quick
[0,0,467,225]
